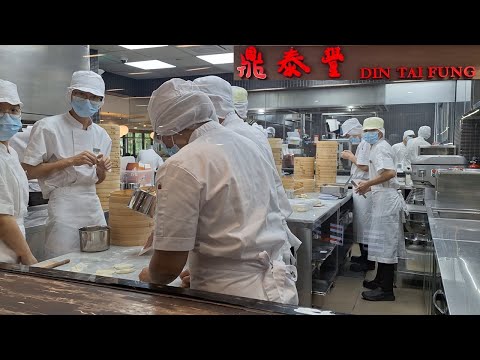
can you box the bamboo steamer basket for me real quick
[294,179,315,192]
[294,157,314,179]
[108,190,154,246]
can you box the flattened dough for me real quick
[70,263,88,272]
[114,267,135,274]
[96,269,115,276]
[114,263,134,270]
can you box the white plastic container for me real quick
[121,169,154,187]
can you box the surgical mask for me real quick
[349,136,361,144]
[0,113,22,141]
[363,131,379,145]
[153,136,180,157]
[71,96,102,117]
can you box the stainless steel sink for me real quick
[431,208,480,221]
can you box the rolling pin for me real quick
[40,259,70,269]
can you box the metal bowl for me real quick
[128,187,156,218]
[79,225,110,252]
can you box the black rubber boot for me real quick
[361,287,396,301]
[363,262,383,289]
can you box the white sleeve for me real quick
[0,167,14,216]
[373,144,396,173]
[356,141,370,166]
[23,121,50,166]
[153,164,201,252]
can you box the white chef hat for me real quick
[193,76,235,118]
[148,78,218,136]
[418,126,431,140]
[0,79,23,107]
[232,86,248,119]
[363,117,385,136]
[341,118,362,136]
[403,130,415,140]
[66,70,105,106]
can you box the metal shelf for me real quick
[312,243,336,263]
[312,268,337,296]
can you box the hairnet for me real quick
[193,76,235,118]
[266,127,276,136]
[232,86,248,119]
[148,78,218,136]
[0,79,23,107]
[418,126,431,140]
[403,130,415,140]
[341,118,362,136]
[66,70,106,107]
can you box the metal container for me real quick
[128,188,156,218]
[419,145,458,156]
[319,184,348,198]
[79,226,110,252]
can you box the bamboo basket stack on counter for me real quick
[96,124,121,211]
[268,138,283,175]
[108,190,154,246]
[315,141,338,192]
[293,157,315,193]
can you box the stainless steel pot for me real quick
[128,187,156,218]
[79,225,110,252]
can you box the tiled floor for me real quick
[321,245,427,315]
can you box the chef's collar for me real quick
[65,111,93,130]
[189,121,222,143]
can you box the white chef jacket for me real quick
[369,139,400,190]
[405,137,430,169]
[391,142,407,171]
[137,148,164,171]
[0,143,29,263]
[23,112,112,199]
[222,112,292,219]
[9,126,41,192]
[154,121,298,304]
[351,140,370,180]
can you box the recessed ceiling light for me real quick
[197,53,233,64]
[128,71,152,75]
[107,88,125,92]
[143,124,147,127]
[185,67,211,72]
[119,45,168,50]
[176,45,202,48]
[125,60,175,70]
[407,91,413,94]
[314,100,319,103]
[348,106,354,109]
[133,127,138,129]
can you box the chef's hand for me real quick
[20,252,38,266]
[139,267,152,283]
[355,180,371,195]
[180,269,190,288]
[70,151,97,167]
[96,154,112,171]
[341,150,354,161]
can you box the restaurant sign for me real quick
[233,45,480,81]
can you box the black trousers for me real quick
[359,243,376,266]
[374,262,395,292]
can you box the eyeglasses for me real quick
[72,90,103,103]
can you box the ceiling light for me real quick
[258,108,265,114]
[83,53,105,58]
[176,45,202,48]
[143,124,147,127]
[128,71,152,75]
[133,127,138,129]
[100,119,104,122]
[197,53,233,64]
[125,60,175,70]
[185,67,211,72]
[407,91,413,94]
[314,100,319,103]
[136,105,149,107]
[106,88,125,92]
[119,45,168,50]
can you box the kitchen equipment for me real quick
[319,184,348,198]
[128,187,156,218]
[419,145,458,156]
[38,259,71,269]
[410,155,467,188]
[435,169,480,206]
[79,225,110,252]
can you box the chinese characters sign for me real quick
[234,45,480,81]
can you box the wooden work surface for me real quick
[0,272,276,315]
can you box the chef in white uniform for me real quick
[232,86,248,120]
[0,79,37,265]
[405,126,431,170]
[137,147,164,171]
[22,71,112,259]
[340,118,374,272]
[193,76,301,262]
[391,129,415,172]
[139,78,298,305]
[355,117,407,301]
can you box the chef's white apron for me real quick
[353,191,372,244]
[365,188,407,264]
[189,250,299,305]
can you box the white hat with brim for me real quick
[0,79,23,107]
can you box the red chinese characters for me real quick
[277,48,311,78]
[237,46,267,80]
[321,47,344,78]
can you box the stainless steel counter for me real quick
[425,199,480,315]
[287,191,353,307]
